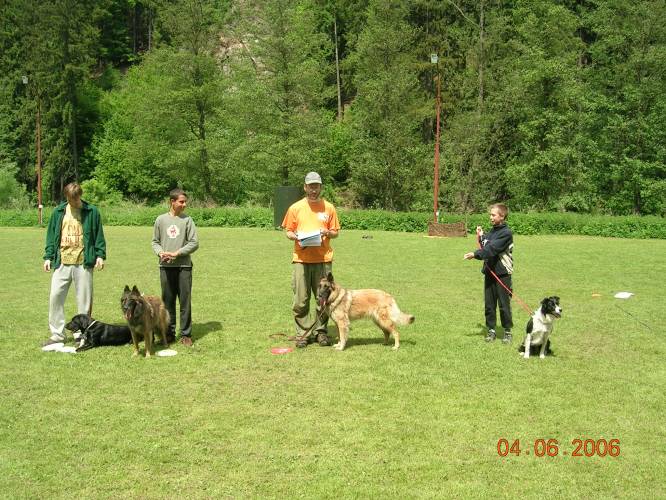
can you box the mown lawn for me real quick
[0,226,664,498]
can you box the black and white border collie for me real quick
[519,296,562,359]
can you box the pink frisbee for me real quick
[271,347,293,355]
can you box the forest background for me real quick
[1,0,665,216]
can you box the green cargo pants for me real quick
[292,262,332,337]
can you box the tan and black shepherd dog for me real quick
[121,285,170,357]
[317,272,414,351]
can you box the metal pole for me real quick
[433,73,441,223]
[36,95,43,226]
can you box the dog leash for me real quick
[614,303,654,332]
[76,319,98,339]
[73,319,97,346]
[269,307,328,344]
[476,233,533,315]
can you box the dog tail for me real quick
[391,302,415,325]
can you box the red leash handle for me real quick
[477,231,533,315]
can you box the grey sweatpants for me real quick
[48,264,93,340]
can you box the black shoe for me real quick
[316,333,330,346]
[485,329,496,342]
[295,336,308,348]
[502,331,513,344]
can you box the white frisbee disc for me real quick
[614,292,634,299]
[42,342,65,352]
[57,345,77,354]
[157,349,178,357]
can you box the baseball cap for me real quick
[304,171,322,185]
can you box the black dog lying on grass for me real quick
[65,314,132,352]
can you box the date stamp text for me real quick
[497,438,620,457]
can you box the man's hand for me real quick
[463,252,475,260]
[321,228,338,239]
[43,260,51,272]
[95,257,105,270]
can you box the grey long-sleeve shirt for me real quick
[151,213,199,267]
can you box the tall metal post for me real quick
[431,54,441,223]
[23,75,43,226]
[36,96,43,225]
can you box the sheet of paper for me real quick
[297,230,322,247]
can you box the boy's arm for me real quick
[178,218,199,256]
[43,214,57,261]
[475,231,512,259]
[93,209,107,260]
[151,219,164,255]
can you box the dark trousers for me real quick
[160,266,193,338]
[484,273,513,331]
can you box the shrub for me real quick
[1,205,664,239]
[80,179,123,206]
[0,162,31,209]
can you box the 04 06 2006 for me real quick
[496,438,620,457]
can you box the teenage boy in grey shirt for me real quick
[151,188,199,346]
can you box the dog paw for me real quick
[539,354,545,359]
[392,346,399,351]
[334,345,344,351]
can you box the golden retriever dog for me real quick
[316,272,414,350]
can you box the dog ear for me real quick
[78,314,89,328]
[552,296,560,303]
[327,272,334,282]
[123,285,130,293]
[131,285,140,295]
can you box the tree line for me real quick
[1,0,665,215]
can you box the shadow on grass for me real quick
[192,321,223,342]
[463,323,492,338]
[465,323,520,340]
[328,324,416,348]
[464,321,560,357]
[341,336,416,348]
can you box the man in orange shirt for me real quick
[282,172,340,347]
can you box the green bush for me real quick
[1,205,664,239]
[0,162,31,209]
[80,179,123,206]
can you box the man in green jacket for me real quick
[42,182,106,346]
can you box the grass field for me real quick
[1,226,664,498]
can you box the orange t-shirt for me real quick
[282,197,340,263]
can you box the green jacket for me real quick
[43,201,106,269]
